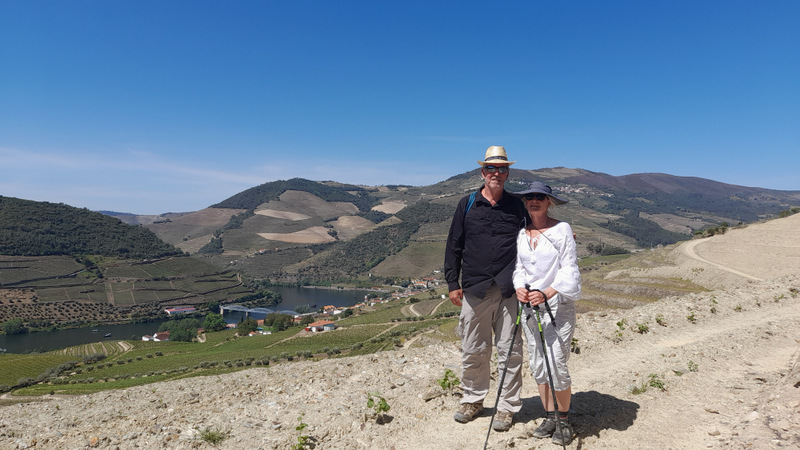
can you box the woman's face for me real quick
[524,194,551,214]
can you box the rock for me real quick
[421,389,444,401]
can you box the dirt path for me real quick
[568,280,800,448]
[682,238,763,281]
[429,299,448,316]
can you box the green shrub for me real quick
[437,368,460,391]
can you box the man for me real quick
[444,145,527,432]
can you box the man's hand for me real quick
[449,289,463,306]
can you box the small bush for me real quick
[570,337,580,354]
[82,353,106,364]
[648,374,666,391]
[438,368,460,391]
[199,427,230,446]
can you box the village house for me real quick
[141,331,171,342]
[305,320,336,333]
[410,279,428,290]
[153,331,170,342]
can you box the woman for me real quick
[511,181,581,446]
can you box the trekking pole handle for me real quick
[525,284,556,325]
[524,284,545,310]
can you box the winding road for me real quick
[680,237,763,281]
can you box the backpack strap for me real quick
[464,191,477,219]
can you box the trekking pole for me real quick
[526,285,567,450]
[483,301,523,450]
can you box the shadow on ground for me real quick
[514,390,639,439]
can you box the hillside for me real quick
[0,196,182,259]
[138,170,799,284]
[1,214,798,449]
[0,255,250,326]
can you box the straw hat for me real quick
[478,145,515,167]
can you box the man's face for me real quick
[481,164,509,188]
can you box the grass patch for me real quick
[200,427,231,446]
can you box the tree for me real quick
[170,328,194,342]
[263,313,293,331]
[300,315,315,325]
[1,318,28,335]
[157,317,201,341]
[203,313,227,332]
[202,301,220,313]
[237,317,259,336]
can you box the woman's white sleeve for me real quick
[551,224,581,300]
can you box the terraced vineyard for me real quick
[0,255,251,324]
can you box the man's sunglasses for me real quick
[523,193,548,201]
[484,165,509,174]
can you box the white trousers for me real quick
[522,296,575,391]
[457,283,523,413]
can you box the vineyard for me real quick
[0,255,251,324]
[3,290,461,397]
[0,353,78,386]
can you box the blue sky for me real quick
[1,1,798,214]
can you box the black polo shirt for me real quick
[444,188,527,300]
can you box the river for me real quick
[0,285,373,354]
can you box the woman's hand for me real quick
[529,289,548,307]
[516,287,531,303]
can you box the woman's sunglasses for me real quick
[523,193,548,201]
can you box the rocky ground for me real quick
[1,214,799,449]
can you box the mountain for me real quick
[139,168,799,284]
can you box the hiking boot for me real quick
[552,420,574,446]
[529,417,556,438]
[491,410,514,431]
[453,402,483,423]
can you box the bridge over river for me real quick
[219,305,298,317]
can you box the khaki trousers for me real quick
[457,283,523,413]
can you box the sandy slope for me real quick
[1,216,799,450]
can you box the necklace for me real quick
[526,219,557,251]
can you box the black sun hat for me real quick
[511,181,568,205]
